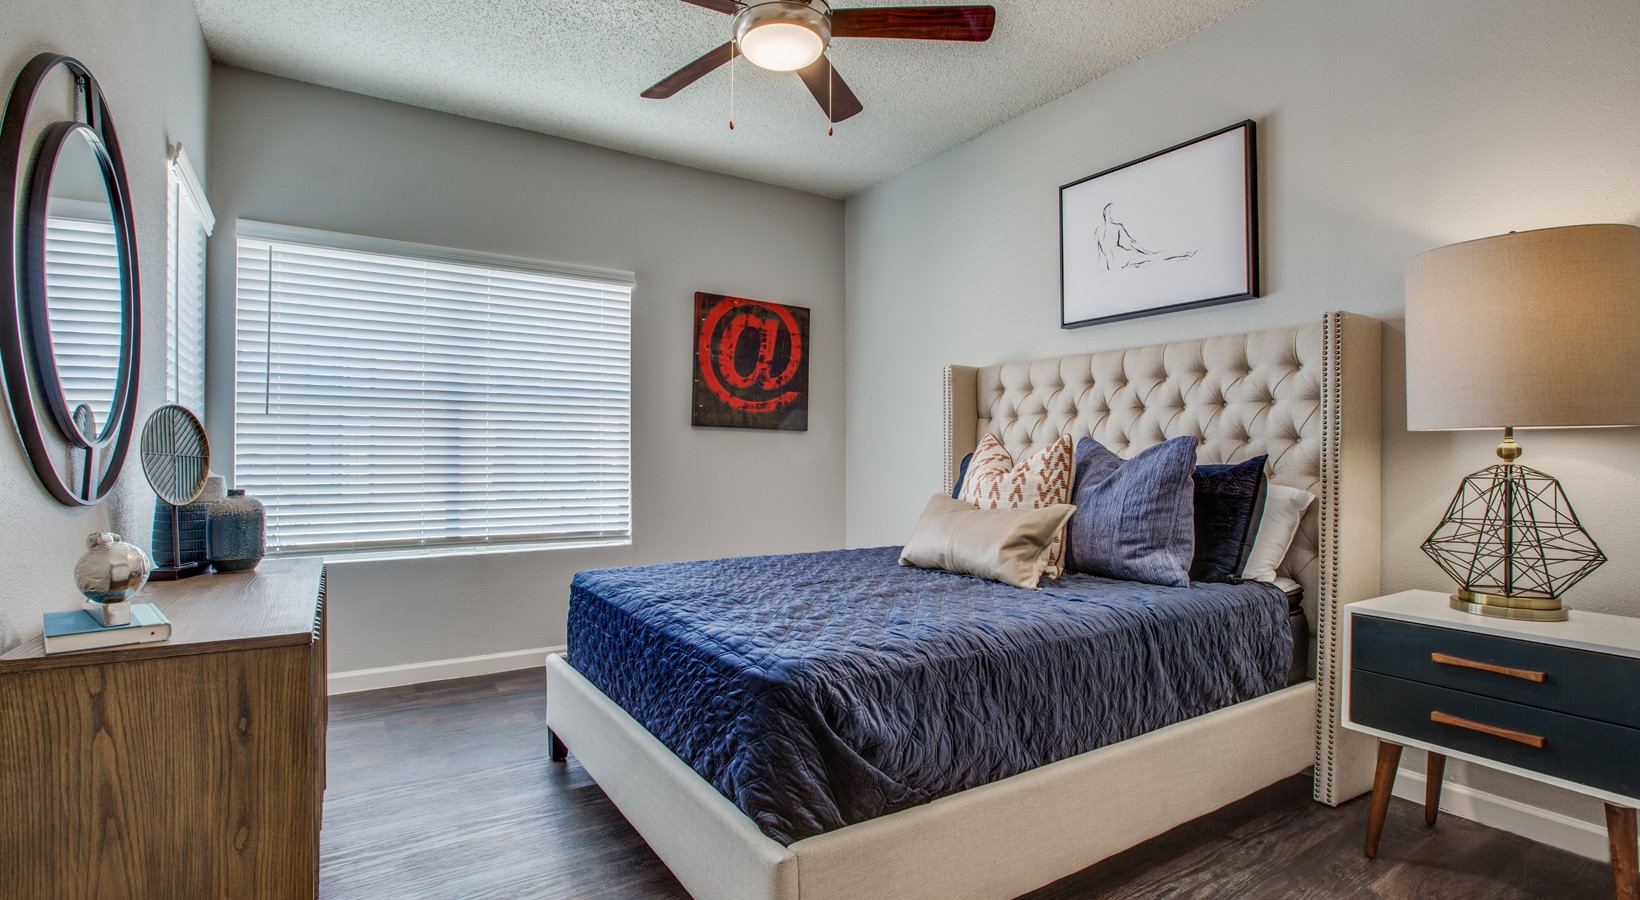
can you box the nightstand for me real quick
[1342,590,1640,899]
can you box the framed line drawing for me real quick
[1060,120,1258,328]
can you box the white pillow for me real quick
[1241,484,1316,583]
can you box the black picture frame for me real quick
[1059,120,1258,329]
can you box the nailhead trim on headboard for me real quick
[1315,311,1345,805]
[942,366,956,494]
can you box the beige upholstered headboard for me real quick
[941,311,1382,806]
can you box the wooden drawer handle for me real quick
[1430,710,1547,749]
[1430,652,1547,683]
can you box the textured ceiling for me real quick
[194,0,1257,198]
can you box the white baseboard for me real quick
[328,646,563,695]
[1392,766,1613,862]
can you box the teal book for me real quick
[42,603,172,655]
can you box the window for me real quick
[233,223,632,558]
[42,207,123,418]
[166,144,212,411]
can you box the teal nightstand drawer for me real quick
[1352,615,1640,728]
[1351,669,1640,798]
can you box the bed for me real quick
[545,312,1383,900]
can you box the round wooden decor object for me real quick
[140,404,210,505]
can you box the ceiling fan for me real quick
[643,1,997,123]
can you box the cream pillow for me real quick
[958,433,1075,579]
[899,494,1077,590]
[1241,483,1316,583]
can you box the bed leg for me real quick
[549,728,569,762]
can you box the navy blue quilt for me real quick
[566,546,1292,845]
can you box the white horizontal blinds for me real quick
[165,175,178,404]
[234,231,632,556]
[43,214,123,425]
[174,204,207,410]
[166,153,210,411]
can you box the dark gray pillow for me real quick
[1190,455,1268,583]
[1064,436,1198,587]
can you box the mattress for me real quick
[566,546,1292,845]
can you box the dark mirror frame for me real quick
[0,53,141,506]
[29,120,133,449]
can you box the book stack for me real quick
[43,603,172,655]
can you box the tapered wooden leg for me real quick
[1607,804,1638,900]
[1424,751,1446,826]
[549,728,569,762]
[1365,740,1402,859]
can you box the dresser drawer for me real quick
[1351,670,1640,798]
[1352,615,1640,728]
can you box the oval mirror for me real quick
[0,54,141,506]
[29,122,128,447]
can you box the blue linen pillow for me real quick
[1064,435,1199,587]
[1189,455,1268,583]
[950,453,973,500]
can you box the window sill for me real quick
[272,537,632,566]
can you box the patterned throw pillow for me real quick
[958,433,1075,579]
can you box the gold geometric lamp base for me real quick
[1421,460,1605,623]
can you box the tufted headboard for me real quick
[941,312,1382,806]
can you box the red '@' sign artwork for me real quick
[692,293,810,431]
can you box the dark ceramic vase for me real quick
[207,490,266,573]
[151,498,209,568]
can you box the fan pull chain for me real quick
[729,48,736,131]
[826,49,834,136]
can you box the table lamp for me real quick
[1405,223,1640,621]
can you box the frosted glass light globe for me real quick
[739,22,825,71]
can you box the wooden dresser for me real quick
[0,557,327,899]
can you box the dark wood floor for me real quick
[321,669,1614,899]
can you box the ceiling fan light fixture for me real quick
[740,23,825,70]
[644,0,995,123]
[734,1,831,72]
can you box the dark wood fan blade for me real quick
[679,0,741,13]
[642,42,738,99]
[831,6,996,41]
[795,56,864,123]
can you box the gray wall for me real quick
[0,0,211,653]
[205,66,846,672]
[844,0,1640,834]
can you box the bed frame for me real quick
[546,312,1383,900]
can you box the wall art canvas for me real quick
[692,292,809,431]
[1060,120,1258,328]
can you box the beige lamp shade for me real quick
[1405,223,1640,431]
